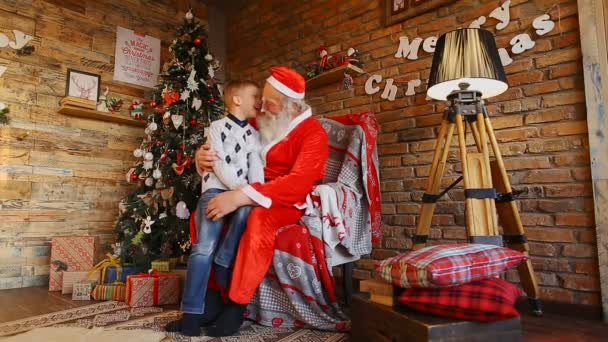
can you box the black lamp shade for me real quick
[427,28,508,101]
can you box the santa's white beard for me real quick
[257,109,292,143]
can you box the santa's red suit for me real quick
[229,107,328,303]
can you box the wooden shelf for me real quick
[58,104,146,127]
[306,64,365,90]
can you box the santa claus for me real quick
[172,66,328,336]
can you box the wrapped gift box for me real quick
[61,270,100,294]
[126,272,180,307]
[104,265,140,283]
[150,259,172,272]
[72,280,98,301]
[91,283,126,301]
[49,236,96,291]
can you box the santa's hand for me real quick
[196,144,218,173]
[207,190,254,220]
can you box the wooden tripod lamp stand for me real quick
[413,28,542,315]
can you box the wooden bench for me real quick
[351,293,522,342]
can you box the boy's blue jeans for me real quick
[181,188,251,314]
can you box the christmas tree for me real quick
[114,10,224,266]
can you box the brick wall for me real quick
[0,0,206,290]
[226,0,600,306]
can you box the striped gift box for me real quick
[49,236,96,291]
[91,283,126,301]
[126,272,180,307]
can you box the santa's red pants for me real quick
[228,206,304,304]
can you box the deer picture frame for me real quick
[65,68,101,102]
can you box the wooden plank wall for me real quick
[0,0,207,290]
[578,0,608,321]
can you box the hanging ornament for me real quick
[187,69,199,91]
[148,122,158,131]
[160,151,168,162]
[209,98,216,104]
[159,212,168,220]
[207,64,215,79]
[163,111,171,119]
[150,100,157,108]
[172,156,191,175]
[193,37,202,45]
[153,168,162,179]
[144,127,151,135]
[143,160,154,170]
[131,173,139,182]
[160,187,175,200]
[142,216,155,234]
[171,114,184,129]
[133,149,144,158]
[185,9,194,21]
[163,89,180,106]
[145,177,154,187]
[189,118,197,127]
[180,89,191,101]
[192,97,202,110]
[126,168,135,182]
[144,152,154,161]
[204,53,213,61]
[176,201,190,219]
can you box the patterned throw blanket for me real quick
[248,112,381,331]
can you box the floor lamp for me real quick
[413,28,542,315]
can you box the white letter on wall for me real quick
[469,16,486,29]
[365,74,383,95]
[532,14,555,36]
[510,33,535,54]
[8,30,33,50]
[394,36,423,60]
[498,48,513,66]
[0,33,9,48]
[381,78,398,101]
[405,79,422,96]
[489,0,511,30]
[422,37,437,53]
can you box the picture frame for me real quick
[385,0,458,26]
[65,68,101,102]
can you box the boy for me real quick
[172,80,263,336]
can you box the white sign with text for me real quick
[113,26,161,89]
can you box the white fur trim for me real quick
[242,185,271,208]
[261,107,312,162]
[266,76,305,99]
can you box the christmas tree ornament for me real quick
[153,168,162,179]
[130,173,139,182]
[171,114,184,129]
[133,149,144,158]
[180,89,191,101]
[193,37,202,45]
[159,212,168,220]
[187,69,199,91]
[163,111,171,119]
[126,168,135,182]
[204,53,213,61]
[207,64,215,79]
[175,201,190,219]
[148,122,158,131]
[142,215,155,234]
[192,97,202,110]
[185,9,194,21]
[160,187,175,200]
[145,177,154,187]
[144,152,154,161]
[189,118,197,127]
[150,100,157,108]
[143,160,154,170]
[209,98,216,104]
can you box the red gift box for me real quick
[49,236,96,291]
[125,271,180,307]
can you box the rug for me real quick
[1,327,165,342]
[0,302,349,341]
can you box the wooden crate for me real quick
[351,294,522,342]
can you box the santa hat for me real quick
[266,66,305,100]
[319,45,328,57]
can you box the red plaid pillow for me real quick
[398,277,522,321]
[374,243,526,288]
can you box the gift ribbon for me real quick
[88,253,122,283]
[126,270,178,306]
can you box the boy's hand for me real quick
[196,144,219,172]
[206,190,254,221]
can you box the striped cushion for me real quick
[398,277,522,321]
[374,243,527,288]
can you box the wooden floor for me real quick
[0,286,606,341]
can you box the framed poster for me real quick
[113,26,161,88]
[385,0,457,26]
[65,69,101,101]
